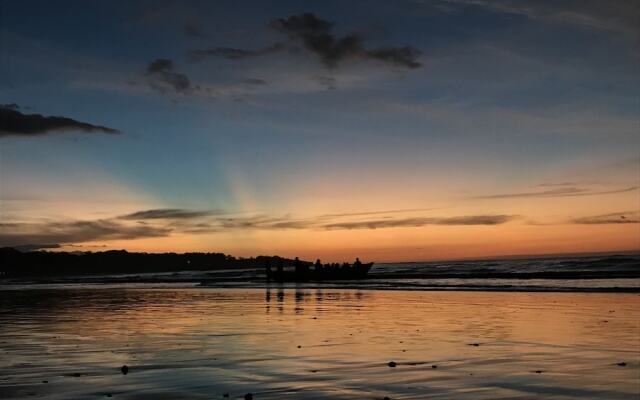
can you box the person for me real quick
[294,257,301,274]
[353,257,362,268]
[276,258,284,273]
[265,259,272,275]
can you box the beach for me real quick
[1,288,638,399]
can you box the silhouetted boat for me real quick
[267,263,374,282]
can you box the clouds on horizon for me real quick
[0,104,120,138]
[3,203,638,250]
[1,208,517,249]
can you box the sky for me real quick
[0,0,638,262]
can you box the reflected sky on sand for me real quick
[1,288,638,399]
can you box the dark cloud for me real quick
[271,13,422,69]
[120,208,218,220]
[0,219,171,248]
[146,58,191,94]
[0,106,119,138]
[571,211,639,225]
[189,13,421,70]
[322,215,515,230]
[473,186,638,199]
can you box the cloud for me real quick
[114,206,514,233]
[0,105,120,138]
[189,13,421,70]
[322,215,516,230]
[208,212,515,231]
[120,208,219,220]
[571,211,639,225]
[0,219,171,248]
[146,58,191,94]
[0,208,516,249]
[271,13,421,69]
[473,186,638,199]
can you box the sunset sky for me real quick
[1,0,638,261]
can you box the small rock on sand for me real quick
[244,393,253,400]
[616,362,626,367]
[388,361,397,368]
[431,365,438,369]
[120,365,129,375]
[223,394,229,398]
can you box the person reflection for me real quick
[277,287,284,313]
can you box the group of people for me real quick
[265,257,363,274]
[312,258,362,272]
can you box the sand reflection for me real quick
[0,288,638,399]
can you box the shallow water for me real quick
[0,288,638,399]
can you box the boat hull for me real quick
[267,263,373,282]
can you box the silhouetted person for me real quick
[294,257,301,274]
[277,258,284,273]
[354,257,362,268]
[265,259,272,275]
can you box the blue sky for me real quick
[0,0,638,259]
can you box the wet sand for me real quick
[0,288,638,399]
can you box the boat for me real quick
[266,262,374,282]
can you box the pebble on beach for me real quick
[244,393,253,400]
[222,394,229,398]
[388,361,397,367]
[120,365,129,375]
[616,362,626,367]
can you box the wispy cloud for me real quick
[0,104,119,138]
[322,215,516,230]
[0,219,171,248]
[571,211,639,225]
[473,186,638,199]
[119,208,221,220]
[189,13,421,70]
